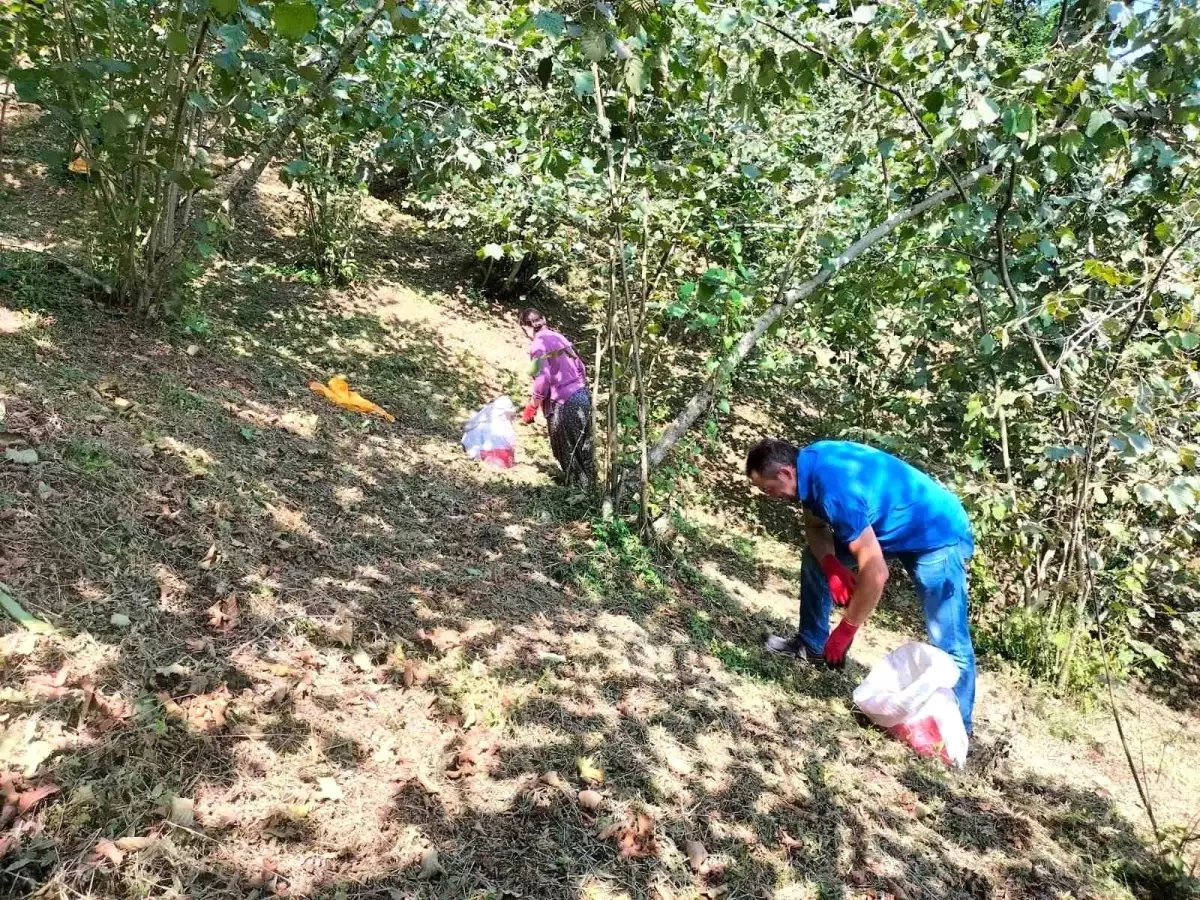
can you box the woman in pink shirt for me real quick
[519,308,594,486]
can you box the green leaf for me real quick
[980,334,996,355]
[1134,483,1162,505]
[1166,481,1196,514]
[281,159,312,178]
[625,57,648,94]
[1020,68,1045,84]
[100,109,131,137]
[974,96,1000,125]
[582,28,607,62]
[852,5,877,24]
[480,243,504,261]
[211,0,238,17]
[715,8,740,34]
[273,1,318,42]
[0,584,55,635]
[1083,258,1126,286]
[532,10,565,37]
[1085,109,1113,138]
[167,29,191,55]
[573,71,595,97]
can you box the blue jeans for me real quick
[797,540,977,733]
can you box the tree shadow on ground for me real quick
[2,186,1192,900]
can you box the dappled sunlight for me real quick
[3,104,1197,900]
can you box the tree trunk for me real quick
[646,163,996,470]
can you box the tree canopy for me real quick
[5,0,1200,694]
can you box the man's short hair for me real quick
[745,438,800,478]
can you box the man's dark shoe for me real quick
[764,633,826,665]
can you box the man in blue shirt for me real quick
[745,438,977,733]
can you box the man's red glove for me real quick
[820,555,857,607]
[521,402,538,424]
[823,619,859,669]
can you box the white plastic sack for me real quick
[852,641,969,768]
[462,397,517,469]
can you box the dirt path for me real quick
[2,110,1198,900]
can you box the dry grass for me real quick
[2,109,1199,900]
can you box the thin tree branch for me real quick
[995,163,1060,385]
[754,16,970,204]
[647,162,996,468]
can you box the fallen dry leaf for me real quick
[446,728,499,779]
[92,839,125,867]
[207,595,238,632]
[578,789,603,812]
[155,662,192,680]
[168,797,195,827]
[352,650,374,673]
[540,770,573,797]
[417,848,444,880]
[197,544,217,570]
[186,637,213,654]
[577,755,604,785]
[115,835,157,852]
[328,620,354,646]
[17,783,59,815]
[416,627,461,652]
[779,829,804,854]
[686,839,708,873]
[599,811,658,859]
[402,659,416,688]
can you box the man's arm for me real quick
[844,525,888,626]
[802,507,835,559]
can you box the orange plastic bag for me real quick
[308,376,395,422]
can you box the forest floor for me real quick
[2,109,1200,900]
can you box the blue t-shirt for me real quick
[796,441,971,554]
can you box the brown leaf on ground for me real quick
[17,783,59,815]
[779,829,805,854]
[686,839,708,873]
[80,681,133,730]
[0,803,16,830]
[578,789,603,812]
[167,797,195,827]
[446,728,499,779]
[417,848,444,880]
[115,835,157,852]
[540,770,574,797]
[207,594,238,632]
[402,659,416,688]
[599,811,658,859]
[416,627,461,652]
[92,839,125,867]
[185,636,213,654]
[159,687,229,733]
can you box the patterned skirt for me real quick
[547,388,594,487]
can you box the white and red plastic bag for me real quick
[462,397,517,469]
[852,641,969,767]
